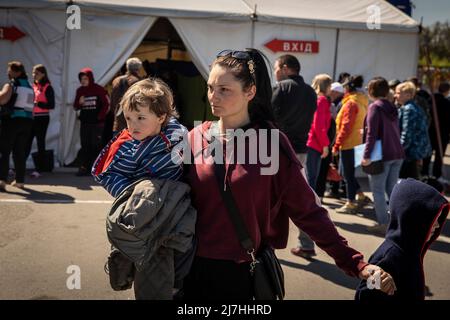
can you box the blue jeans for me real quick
[306,147,322,191]
[340,148,361,201]
[368,159,403,225]
[296,153,315,250]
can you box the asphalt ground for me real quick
[0,164,449,300]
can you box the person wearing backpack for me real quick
[26,64,55,178]
[0,61,34,190]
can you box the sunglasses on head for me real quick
[217,49,251,60]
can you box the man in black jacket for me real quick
[271,54,318,259]
[422,82,450,180]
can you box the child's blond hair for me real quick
[311,74,332,95]
[120,78,177,127]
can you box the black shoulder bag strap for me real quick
[213,161,255,255]
[213,152,285,300]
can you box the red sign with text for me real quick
[0,26,26,42]
[264,38,319,54]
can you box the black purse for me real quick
[252,245,285,300]
[362,160,384,175]
[214,162,285,300]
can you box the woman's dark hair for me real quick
[33,64,50,84]
[8,61,27,79]
[345,75,364,92]
[338,72,350,84]
[438,82,450,94]
[368,77,389,98]
[211,48,275,127]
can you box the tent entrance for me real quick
[115,17,216,130]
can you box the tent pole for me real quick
[332,28,340,81]
[250,5,257,47]
[424,37,443,169]
[59,4,72,166]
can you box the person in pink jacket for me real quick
[294,74,333,259]
[306,74,332,190]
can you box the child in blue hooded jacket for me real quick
[355,178,449,300]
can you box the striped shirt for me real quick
[92,117,187,197]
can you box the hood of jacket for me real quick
[342,91,368,109]
[386,178,449,259]
[78,67,95,86]
[371,98,398,120]
[75,67,108,100]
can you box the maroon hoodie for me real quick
[186,121,368,278]
[73,67,110,124]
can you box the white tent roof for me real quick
[1,1,420,165]
[245,0,418,31]
[1,0,419,31]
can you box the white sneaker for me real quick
[0,180,6,191]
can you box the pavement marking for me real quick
[0,199,113,204]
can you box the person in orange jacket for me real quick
[332,75,372,214]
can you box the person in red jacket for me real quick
[73,67,110,176]
[291,74,333,259]
[306,74,333,190]
[181,48,396,300]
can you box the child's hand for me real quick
[359,264,397,295]
[379,269,397,295]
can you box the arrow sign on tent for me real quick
[264,38,319,54]
[0,26,26,42]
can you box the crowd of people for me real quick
[0,58,143,184]
[0,51,449,301]
[0,61,54,190]
[273,56,450,241]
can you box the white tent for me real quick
[0,0,419,165]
